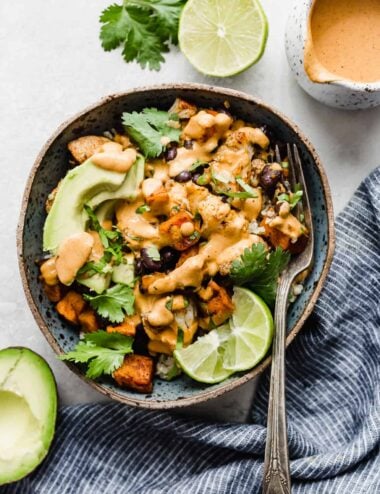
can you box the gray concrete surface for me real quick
[1,0,379,422]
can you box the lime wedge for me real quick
[178,0,269,77]
[174,324,232,384]
[223,287,273,372]
[175,287,273,383]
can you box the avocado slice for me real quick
[0,348,57,485]
[43,155,144,254]
[88,154,144,208]
[95,199,118,224]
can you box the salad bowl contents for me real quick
[18,85,334,408]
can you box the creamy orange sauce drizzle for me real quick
[305,0,380,83]
[147,230,262,295]
[168,143,212,177]
[116,200,161,246]
[55,232,94,285]
[91,142,137,173]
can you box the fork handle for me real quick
[262,276,292,494]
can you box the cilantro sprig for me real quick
[60,330,134,379]
[229,244,291,307]
[83,204,124,268]
[100,1,186,70]
[84,283,135,323]
[122,108,181,158]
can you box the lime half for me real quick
[174,324,232,384]
[179,0,269,77]
[223,287,273,372]
[174,287,274,383]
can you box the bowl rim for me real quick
[17,82,335,409]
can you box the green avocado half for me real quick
[0,347,57,486]
[43,155,144,254]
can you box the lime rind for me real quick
[179,0,269,77]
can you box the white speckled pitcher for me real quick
[285,0,380,110]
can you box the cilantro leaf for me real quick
[128,0,184,44]
[84,284,135,323]
[122,108,181,157]
[99,1,186,71]
[229,244,291,308]
[100,4,130,51]
[59,330,134,379]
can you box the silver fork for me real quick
[262,144,314,494]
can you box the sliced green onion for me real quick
[135,204,151,214]
[196,174,209,186]
[278,193,290,203]
[236,178,258,198]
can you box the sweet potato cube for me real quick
[78,309,98,333]
[107,315,140,337]
[42,282,65,303]
[146,189,170,213]
[159,211,199,251]
[260,219,291,251]
[113,355,154,393]
[56,291,86,325]
[206,281,234,326]
[67,135,110,164]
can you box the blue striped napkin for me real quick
[5,169,380,493]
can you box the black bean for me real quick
[175,170,192,183]
[184,139,194,149]
[221,195,229,203]
[133,324,150,355]
[141,248,163,272]
[260,165,282,193]
[165,146,177,161]
[160,246,180,270]
[135,258,145,276]
[191,165,204,175]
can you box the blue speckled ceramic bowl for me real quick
[17,84,335,409]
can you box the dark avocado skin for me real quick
[0,347,58,485]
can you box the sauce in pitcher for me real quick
[305,0,380,83]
